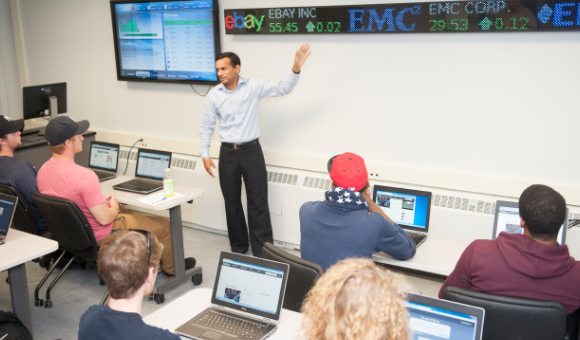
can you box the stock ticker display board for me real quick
[224,1,580,34]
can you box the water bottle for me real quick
[163,168,175,197]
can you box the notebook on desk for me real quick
[373,185,432,247]
[405,292,485,340]
[175,251,289,340]
[492,200,567,244]
[88,141,120,182]
[112,148,172,194]
[0,193,18,245]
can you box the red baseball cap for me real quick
[329,152,368,191]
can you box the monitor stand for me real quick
[48,96,58,120]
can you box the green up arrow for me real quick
[306,21,315,32]
[479,17,492,30]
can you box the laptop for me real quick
[373,185,432,246]
[88,141,120,182]
[405,292,485,340]
[175,251,290,340]
[112,148,172,194]
[492,200,567,244]
[0,193,18,245]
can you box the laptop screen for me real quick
[493,200,566,244]
[0,195,18,237]
[211,252,289,321]
[89,142,119,171]
[373,185,432,232]
[135,149,172,180]
[405,293,484,340]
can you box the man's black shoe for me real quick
[162,257,196,279]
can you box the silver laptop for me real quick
[492,200,567,244]
[176,251,290,340]
[88,141,120,182]
[373,185,432,246]
[0,193,18,245]
[112,148,172,194]
[405,292,485,340]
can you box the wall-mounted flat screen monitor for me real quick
[110,0,221,85]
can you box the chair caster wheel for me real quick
[35,299,44,307]
[192,274,202,286]
[5,276,8,284]
[154,293,165,304]
[45,300,52,308]
[38,256,51,269]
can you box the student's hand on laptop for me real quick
[203,158,216,178]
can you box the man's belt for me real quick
[221,139,259,150]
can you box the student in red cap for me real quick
[299,152,416,270]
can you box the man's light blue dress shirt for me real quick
[199,72,300,159]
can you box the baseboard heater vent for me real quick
[433,194,496,215]
[302,176,332,191]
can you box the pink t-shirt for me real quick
[37,158,113,242]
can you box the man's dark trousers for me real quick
[218,141,273,258]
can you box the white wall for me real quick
[11,0,580,204]
[0,0,22,118]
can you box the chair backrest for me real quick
[262,242,324,312]
[32,192,98,262]
[443,286,567,340]
[0,183,38,234]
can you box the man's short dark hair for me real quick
[519,184,566,241]
[216,52,241,68]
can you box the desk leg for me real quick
[8,263,33,337]
[170,205,185,278]
[155,205,202,297]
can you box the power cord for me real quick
[123,139,143,176]
[568,219,580,229]
[190,84,212,96]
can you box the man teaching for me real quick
[199,44,311,258]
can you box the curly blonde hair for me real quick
[300,258,409,340]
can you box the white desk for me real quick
[101,175,203,301]
[372,234,474,276]
[143,288,304,340]
[0,229,58,335]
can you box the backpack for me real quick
[0,311,33,340]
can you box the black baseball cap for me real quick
[0,115,24,138]
[45,116,89,146]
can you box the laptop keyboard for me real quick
[407,232,427,245]
[94,170,115,182]
[115,179,161,191]
[195,311,265,339]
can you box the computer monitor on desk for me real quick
[492,200,567,244]
[22,82,67,135]
[373,185,432,246]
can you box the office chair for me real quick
[32,191,103,308]
[262,242,324,312]
[0,183,49,237]
[0,183,53,283]
[443,286,569,340]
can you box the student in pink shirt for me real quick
[37,116,195,277]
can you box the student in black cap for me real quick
[0,115,47,230]
[37,116,195,278]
